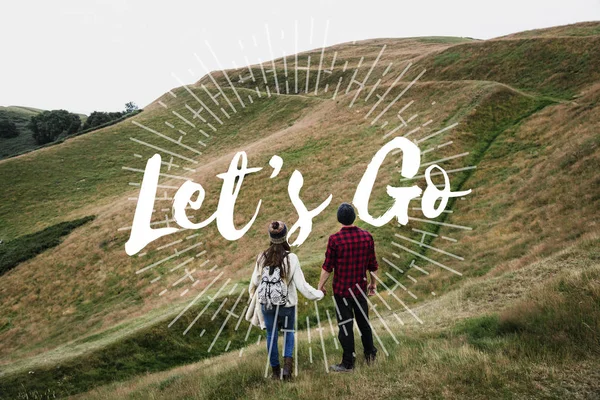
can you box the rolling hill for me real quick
[0,106,88,160]
[0,22,598,399]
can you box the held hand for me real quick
[318,285,327,297]
[367,283,377,296]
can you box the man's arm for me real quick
[368,270,378,295]
[367,235,379,295]
[318,269,331,295]
[319,236,336,295]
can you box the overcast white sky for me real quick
[1,0,599,114]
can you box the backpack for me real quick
[257,265,288,310]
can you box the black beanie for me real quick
[268,221,288,244]
[337,203,356,225]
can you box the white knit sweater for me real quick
[248,252,324,307]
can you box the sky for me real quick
[1,0,599,115]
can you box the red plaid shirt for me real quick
[322,225,378,297]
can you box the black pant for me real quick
[334,294,377,368]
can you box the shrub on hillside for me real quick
[0,117,18,138]
[82,111,125,131]
[0,216,95,277]
[28,110,82,145]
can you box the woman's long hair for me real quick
[259,233,290,280]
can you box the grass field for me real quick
[0,106,88,160]
[64,236,599,400]
[0,21,598,399]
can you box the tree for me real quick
[82,111,124,131]
[28,110,81,145]
[0,118,18,139]
[124,102,139,114]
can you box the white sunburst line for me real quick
[306,315,313,364]
[348,288,389,356]
[407,217,471,231]
[171,267,196,287]
[205,40,246,108]
[208,289,246,352]
[384,271,416,299]
[156,238,184,251]
[394,234,464,260]
[372,274,423,324]
[294,306,299,375]
[365,61,393,103]
[404,258,430,276]
[194,53,237,113]
[135,242,203,275]
[167,271,224,328]
[344,56,364,95]
[391,241,462,276]
[183,104,207,124]
[169,257,195,273]
[411,207,452,216]
[265,305,282,377]
[421,140,454,155]
[129,138,198,164]
[324,309,339,350]
[242,56,257,84]
[313,301,329,373]
[349,44,387,108]
[210,297,228,321]
[313,19,330,95]
[173,109,199,127]
[183,278,232,335]
[373,289,405,326]
[294,20,299,94]
[234,305,248,331]
[131,120,203,156]
[416,122,458,144]
[383,118,417,141]
[365,62,412,120]
[400,165,477,181]
[370,68,426,125]
[300,54,311,94]
[355,285,399,344]
[264,24,280,95]
[121,166,192,182]
[200,84,220,106]
[171,73,224,125]
[382,256,404,273]
[421,151,470,167]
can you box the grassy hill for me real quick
[0,106,88,160]
[0,22,598,399]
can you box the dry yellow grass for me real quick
[0,24,599,398]
[70,234,600,400]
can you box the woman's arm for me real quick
[290,255,324,300]
[248,255,261,295]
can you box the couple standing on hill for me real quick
[246,202,379,380]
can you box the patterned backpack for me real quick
[257,265,288,310]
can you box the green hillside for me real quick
[0,22,598,399]
[0,106,88,160]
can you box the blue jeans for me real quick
[261,304,295,367]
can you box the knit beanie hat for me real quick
[337,203,356,225]
[268,221,288,244]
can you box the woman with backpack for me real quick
[246,221,324,381]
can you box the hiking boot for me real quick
[330,363,353,373]
[271,365,281,380]
[282,357,293,380]
[365,352,377,365]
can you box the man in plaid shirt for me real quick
[318,203,378,372]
